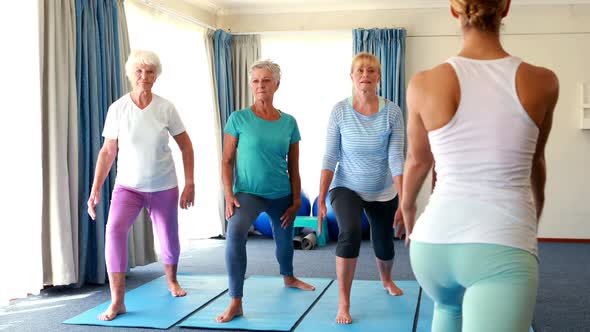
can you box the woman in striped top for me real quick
[318,52,406,324]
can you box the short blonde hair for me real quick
[350,52,382,75]
[451,0,509,32]
[249,59,281,82]
[125,50,162,82]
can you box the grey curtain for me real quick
[206,31,261,236]
[205,29,227,236]
[231,34,260,110]
[40,0,79,286]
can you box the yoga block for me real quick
[293,216,328,247]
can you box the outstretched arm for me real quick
[401,73,434,244]
[317,169,334,236]
[281,143,301,228]
[222,133,240,219]
[318,107,341,235]
[388,105,406,232]
[530,70,559,220]
[88,138,118,220]
[173,131,195,209]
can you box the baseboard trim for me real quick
[538,238,590,243]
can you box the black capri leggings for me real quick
[329,187,398,260]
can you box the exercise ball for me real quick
[361,212,370,234]
[254,193,312,238]
[297,192,312,216]
[312,195,370,242]
[253,212,273,238]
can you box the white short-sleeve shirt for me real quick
[102,93,186,192]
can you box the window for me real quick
[0,0,43,304]
[261,31,353,202]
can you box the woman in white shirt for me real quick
[87,50,195,321]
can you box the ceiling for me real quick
[182,0,590,15]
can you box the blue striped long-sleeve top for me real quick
[322,97,405,193]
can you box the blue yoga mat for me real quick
[295,280,420,332]
[179,275,332,331]
[63,274,227,329]
[416,290,535,332]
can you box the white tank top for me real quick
[410,56,541,257]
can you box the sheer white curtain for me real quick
[0,1,43,304]
[124,1,222,247]
[261,31,353,201]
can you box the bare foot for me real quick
[168,281,187,297]
[336,304,352,324]
[383,280,403,296]
[98,303,126,321]
[216,299,243,323]
[284,276,315,291]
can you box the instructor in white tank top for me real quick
[401,1,559,331]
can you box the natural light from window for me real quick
[261,31,353,203]
[0,1,43,305]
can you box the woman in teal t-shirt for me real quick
[216,60,316,323]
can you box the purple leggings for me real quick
[105,185,180,272]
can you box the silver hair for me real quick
[125,49,162,82]
[249,59,281,82]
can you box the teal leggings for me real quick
[410,241,538,332]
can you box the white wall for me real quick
[218,5,590,34]
[215,4,590,239]
[128,0,218,29]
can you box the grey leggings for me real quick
[225,192,294,298]
[329,187,397,260]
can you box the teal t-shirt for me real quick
[224,107,301,199]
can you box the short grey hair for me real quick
[125,49,162,81]
[249,59,281,82]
